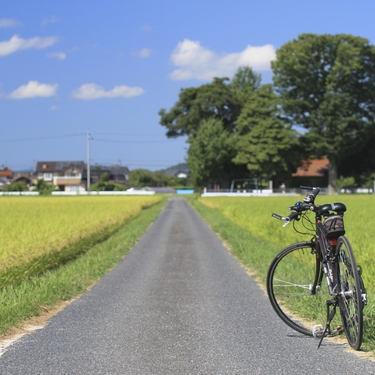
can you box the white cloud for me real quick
[71,84,145,100]
[9,81,58,99]
[47,52,66,60]
[169,39,276,81]
[0,35,58,56]
[131,48,153,58]
[0,18,21,28]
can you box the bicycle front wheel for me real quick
[336,236,364,350]
[267,241,338,337]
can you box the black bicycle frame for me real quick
[310,213,338,297]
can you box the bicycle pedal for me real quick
[312,324,324,338]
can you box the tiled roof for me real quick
[0,169,13,177]
[36,161,85,173]
[292,157,329,177]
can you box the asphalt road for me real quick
[1,196,375,374]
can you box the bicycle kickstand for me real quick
[318,300,337,349]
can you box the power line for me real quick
[0,133,86,142]
[94,132,167,137]
[94,138,180,144]
[1,133,182,144]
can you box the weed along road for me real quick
[1,197,375,374]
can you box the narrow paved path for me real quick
[1,197,374,374]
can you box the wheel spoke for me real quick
[267,242,334,337]
[336,236,363,350]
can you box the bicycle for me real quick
[266,186,367,350]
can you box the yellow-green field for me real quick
[0,195,167,336]
[0,195,161,273]
[199,195,375,293]
[190,194,375,350]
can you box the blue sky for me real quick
[1,1,375,172]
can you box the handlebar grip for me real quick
[272,213,283,220]
[287,211,299,221]
[272,211,299,223]
[301,186,321,203]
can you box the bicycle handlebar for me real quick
[272,186,319,227]
[301,186,321,204]
[272,211,300,227]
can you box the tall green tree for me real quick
[233,84,300,181]
[272,33,375,193]
[230,66,262,102]
[187,118,245,188]
[159,77,241,138]
[159,67,262,139]
[159,67,261,188]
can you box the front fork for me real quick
[312,238,368,347]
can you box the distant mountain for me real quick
[157,163,188,174]
[14,168,34,173]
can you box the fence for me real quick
[201,186,374,197]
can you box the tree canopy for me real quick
[159,34,375,191]
[159,67,262,139]
[128,169,186,188]
[272,33,375,191]
[187,118,246,188]
[2,181,28,192]
[159,67,262,188]
[159,77,241,138]
[233,84,300,180]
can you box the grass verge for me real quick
[0,198,167,336]
[186,195,375,353]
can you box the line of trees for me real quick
[128,168,188,188]
[159,33,375,192]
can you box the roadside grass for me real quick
[186,195,375,353]
[0,198,167,336]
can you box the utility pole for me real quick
[87,132,92,192]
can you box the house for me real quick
[12,173,34,189]
[82,165,130,186]
[36,161,86,192]
[165,168,189,179]
[0,177,9,190]
[291,157,329,187]
[106,165,129,184]
[0,168,13,180]
[0,168,13,190]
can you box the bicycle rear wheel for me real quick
[336,236,364,350]
[267,241,340,336]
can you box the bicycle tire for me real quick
[267,241,341,337]
[336,236,364,350]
